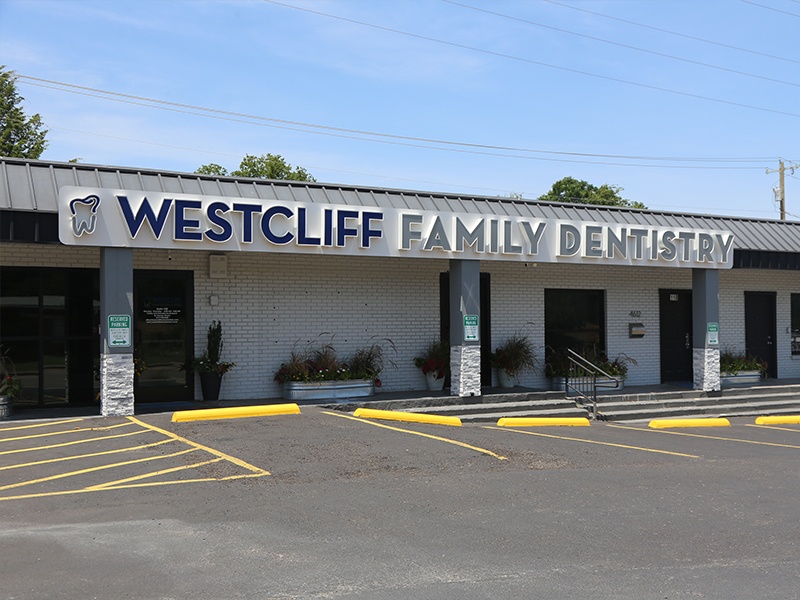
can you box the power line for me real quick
[261,0,800,119]
[18,75,774,168]
[541,0,800,66]
[739,0,800,18]
[442,0,800,89]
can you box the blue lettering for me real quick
[205,202,233,242]
[324,209,333,246]
[261,206,294,245]
[362,212,383,248]
[174,199,203,241]
[117,195,172,238]
[297,207,320,246]
[232,203,261,243]
[337,210,359,246]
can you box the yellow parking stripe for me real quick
[323,411,507,460]
[0,421,134,443]
[0,429,149,456]
[488,426,700,458]
[610,423,800,449]
[0,472,269,501]
[87,457,224,490]
[0,418,84,432]
[747,424,800,433]
[0,448,198,492]
[0,439,176,471]
[127,417,269,475]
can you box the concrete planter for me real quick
[721,371,761,386]
[0,394,12,419]
[425,371,445,391]
[498,370,517,388]
[283,379,375,401]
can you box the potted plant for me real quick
[491,334,537,388]
[598,352,637,390]
[720,349,766,385]
[186,321,235,403]
[545,346,635,391]
[0,346,21,419]
[275,337,394,400]
[413,339,450,391]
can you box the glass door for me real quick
[134,271,193,403]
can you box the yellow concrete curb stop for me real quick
[649,417,730,429]
[352,408,462,427]
[172,403,301,422]
[496,417,591,427]
[755,415,800,425]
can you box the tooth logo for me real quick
[69,195,100,236]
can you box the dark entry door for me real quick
[134,271,193,403]
[659,289,693,382]
[440,272,492,387]
[745,292,777,379]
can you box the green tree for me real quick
[538,177,646,209]
[0,66,49,159]
[196,154,315,182]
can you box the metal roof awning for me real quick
[2,157,799,255]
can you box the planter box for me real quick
[283,379,375,401]
[721,371,761,386]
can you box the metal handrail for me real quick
[564,349,620,419]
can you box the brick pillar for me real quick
[100,248,135,416]
[692,268,721,392]
[449,259,481,397]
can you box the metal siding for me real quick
[3,158,800,254]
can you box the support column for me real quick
[100,248,135,416]
[449,259,481,397]
[692,268,721,392]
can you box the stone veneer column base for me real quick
[450,345,481,397]
[101,353,135,416]
[693,347,721,392]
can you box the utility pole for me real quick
[766,159,799,221]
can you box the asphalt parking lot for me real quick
[2,407,800,599]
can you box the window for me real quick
[792,294,800,356]
[545,289,606,370]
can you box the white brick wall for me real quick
[3,243,799,399]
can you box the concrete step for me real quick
[404,398,582,417]
[597,398,800,422]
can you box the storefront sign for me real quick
[59,187,735,269]
[108,314,131,347]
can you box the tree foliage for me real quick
[538,177,646,209]
[196,153,315,182]
[0,66,49,159]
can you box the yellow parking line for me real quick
[0,429,150,456]
[87,457,224,490]
[0,469,269,503]
[0,448,198,492]
[0,439,176,471]
[747,424,800,433]
[127,416,270,475]
[323,411,507,460]
[487,426,700,458]
[0,418,85,432]
[610,423,800,449]
[0,421,134,443]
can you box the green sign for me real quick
[464,315,479,341]
[707,322,719,346]
[108,314,132,347]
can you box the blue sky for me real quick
[1,0,798,219]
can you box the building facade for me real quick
[1,158,798,415]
